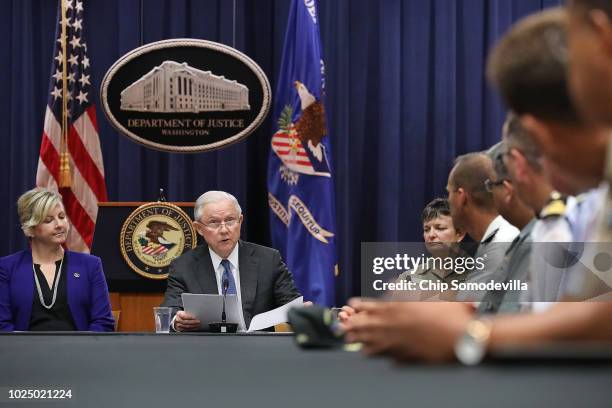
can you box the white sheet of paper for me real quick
[181,293,242,328]
[247,296,303,332]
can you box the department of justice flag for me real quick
[36,0,108,252]
[267,0,337,306]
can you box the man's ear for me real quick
[590,9,612,57]
[456,187,467,208]
[509,148,530,184]
[502,180,515,204]
[193,220,204,236]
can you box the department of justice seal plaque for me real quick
[100,38,271,153]
[120,202,196,279]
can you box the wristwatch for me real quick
[454,319,492,365]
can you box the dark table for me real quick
[1,333,611,408]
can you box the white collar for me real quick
[481,215,505,243]
[208,243,239,270]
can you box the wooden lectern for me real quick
[93,202,199,332]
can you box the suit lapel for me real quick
[17,251,35,330]
[194,246,218,294]
[65,251,83,330]
[238,241,258,313]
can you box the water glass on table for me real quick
[153,307,173,333]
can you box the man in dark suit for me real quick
[162,191,302,332]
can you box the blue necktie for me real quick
[221,259,237,295]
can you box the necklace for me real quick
[33,257,64,310]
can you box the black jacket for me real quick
[162,240,301,328]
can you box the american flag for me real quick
[36,0,107,253]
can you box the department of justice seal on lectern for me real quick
[120,202,196,279]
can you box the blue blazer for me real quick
[0,250,115,332]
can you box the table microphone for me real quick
[221,279,228,322]
[288,305,345,348]
[209,277,238,333]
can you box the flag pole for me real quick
[59,0,71,188]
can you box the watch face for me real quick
[455,335,485,366]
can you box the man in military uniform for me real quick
[446,153,519,289]
[494,114,579,309]
[476,139,535,313]
[474,113,575,314]
[565,0,612,299]
[528,191,574,309]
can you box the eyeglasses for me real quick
[202,218,239,230]
[484,178,506,192]
[495,151,508,167]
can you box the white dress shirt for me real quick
[482,214,520,244]
[208,245,247,330]
[172,244,247,331]
[467,215,520,287]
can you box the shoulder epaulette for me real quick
[539,191,567,219]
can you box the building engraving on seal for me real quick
[120,60,250,113]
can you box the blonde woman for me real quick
[0,188,114,331]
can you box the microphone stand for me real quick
[209,278,238,333]
[221,279,228,323]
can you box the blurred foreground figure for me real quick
[568,0,612,126]
[344,8,612,363]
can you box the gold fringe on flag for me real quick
[58,151,72,187]
[59,0,71,188]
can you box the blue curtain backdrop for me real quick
[1,0,560,305]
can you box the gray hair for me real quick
[17,187,64,237]
[194,191,242,221]
[486,141,510,181]
[503,112,542,171]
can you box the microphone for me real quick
[208,274,238,333]
[157,188,166,202]
[221,278,229,322]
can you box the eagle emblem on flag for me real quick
[271,81,331,180]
